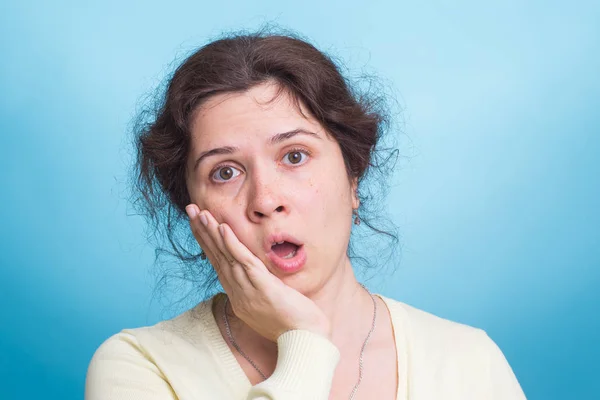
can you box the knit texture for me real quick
[85,294,527,400]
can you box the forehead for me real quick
[190,82,322,144]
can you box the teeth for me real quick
[282,249,297,259]
[276,241,285,245]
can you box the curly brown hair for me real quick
[130,28,401,307]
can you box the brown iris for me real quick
[287,151,302,164]
[219,167,234,180]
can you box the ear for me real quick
[351,177,360,209]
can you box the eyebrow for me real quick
[193,128,321,171]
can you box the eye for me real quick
[282,149,309,166]
[211,165,241,182]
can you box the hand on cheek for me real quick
[185,203,332,342]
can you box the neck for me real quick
[221,256,375,350]
[301,257,374,345]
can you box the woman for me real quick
[86,31,527,400]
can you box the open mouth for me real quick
[265,233,307,273]
[271,241,300,259]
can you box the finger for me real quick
[186,205,234,293]
[219,222,273,291]
[201,210,237,264]
[229,259,257,290]
[199,209,253,292]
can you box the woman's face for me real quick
[185,82,358,293]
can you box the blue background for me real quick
[1,1,599,399]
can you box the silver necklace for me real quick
[223,284,377,399]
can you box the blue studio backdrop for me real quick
[1,1,599,399]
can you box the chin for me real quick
[275,269,324,297]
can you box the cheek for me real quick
[202,196,241,225]
[296,176,351,233]
[312,172,353,210]
[204,199,263,254]
[187,183,207,210]
[189,179,248,235]
[292,178,323,216]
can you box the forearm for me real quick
[247,330,340,400]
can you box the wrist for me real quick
[250,329,340,396]
[311,322,332,341]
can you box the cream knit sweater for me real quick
[85,293,527,399]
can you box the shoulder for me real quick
[379,294,488,346]
[93,298,212,357]
[85,328,177,400]
[85,298,217,400]
[381,294,499,361]
[378,295,527,399]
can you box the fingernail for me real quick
[218,224,225,237]
[185,205,197,219]
[200,212,208,227]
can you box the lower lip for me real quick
[266,245,307,274]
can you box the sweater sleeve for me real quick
[247,330,341,400]
[85,332,177,400]
[482,331,527,400]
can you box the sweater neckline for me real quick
[199,292,253,397]
[196,292,406,400]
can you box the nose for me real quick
[246,170,288,223]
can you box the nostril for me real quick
[251,206,284,219]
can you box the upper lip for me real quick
[263,232,303,253]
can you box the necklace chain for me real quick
[222,284,377,399]
[223,298,268,380]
